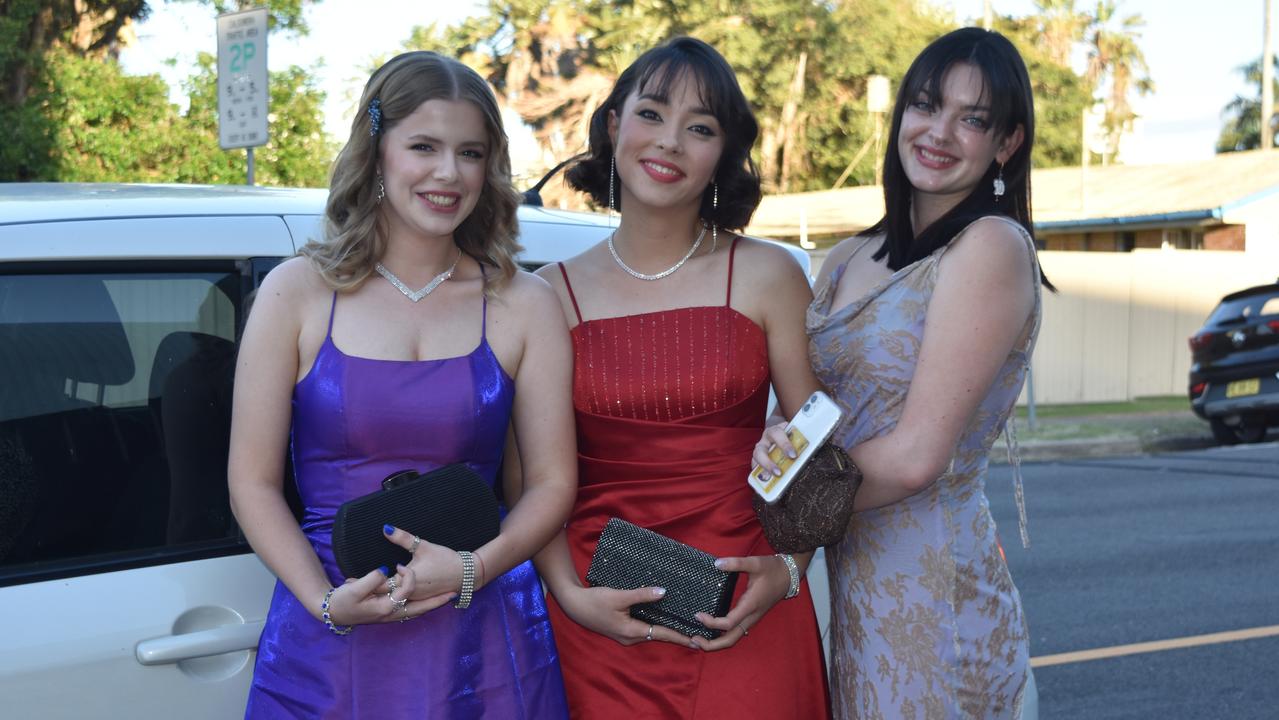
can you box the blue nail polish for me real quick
[383,524,394,535]
[380,565,390,576]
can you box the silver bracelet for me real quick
[321,587,353,635]
[777,553,801,599]
[454,550,476,609]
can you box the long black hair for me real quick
[566,36,762,230]
[866,27,1052,289]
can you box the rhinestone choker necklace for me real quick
[375,249,461,302]
[608,224,707,281]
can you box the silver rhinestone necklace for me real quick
[375,249,461,302]
[608,224,707,281]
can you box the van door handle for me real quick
[135,620,265,665]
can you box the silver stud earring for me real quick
[376,174,385,203]
[992,164,1006,201]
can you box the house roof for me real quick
[745,148,1279,238]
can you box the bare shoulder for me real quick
[253,255,331,319]
[729,235,808,288]
[944,216,1034,277]
[816,233,880,289]
[532,259,567,293]
[494,269,561,320]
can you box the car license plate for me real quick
[1226,378,1260,398]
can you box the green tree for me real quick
[0,0,326,183]
[182,53,335,186]
[408,0,1096,201]
[1083,0,1154,163]
[996,14,1092,169]
[1217,57,1279,152]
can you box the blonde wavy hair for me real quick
[301,51,523,294]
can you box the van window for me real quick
[0,269,247,585]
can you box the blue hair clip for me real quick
[367,98,383,137]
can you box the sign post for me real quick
[217,8,269,185]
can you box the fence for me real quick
[808,248,1276,405]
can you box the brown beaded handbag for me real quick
[752,443,862,554]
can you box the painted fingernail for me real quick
[379,565,390,576]
[653,587,666,597]
[714,559,726,569]
[772,467,782,476]
[787,449,798,459]
[383,524,395,535]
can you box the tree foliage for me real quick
[0,0,330,184]
[410,0,1109,202]
[1217,57,1279,153]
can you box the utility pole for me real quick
[1264,0,1275,149]
[983,0,993,30]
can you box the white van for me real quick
[0,183,810,717]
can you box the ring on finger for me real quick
[409,535,422,553]
[645,625,654,641]
[741,626,749,637]
[387,576,399,594]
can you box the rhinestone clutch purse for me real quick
[331,464,501,579]
[585,517,739,639]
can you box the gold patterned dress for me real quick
[808,217,1040,719]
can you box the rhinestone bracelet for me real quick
[454,551,476,609]
[321,587,354,635]
[777,553,801,599]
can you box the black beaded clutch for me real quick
[331,464,500,580]
[585,517,739,639]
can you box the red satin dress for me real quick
[547,239,830,719]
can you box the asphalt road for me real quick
[987,442,1279,720]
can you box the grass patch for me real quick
[1014,395,1189,419]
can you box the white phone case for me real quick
[747,391,843,503]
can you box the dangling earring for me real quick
[608,156,617,225]
[376,174,385,204]
[710,181,719,253]
[992,164,1006,201]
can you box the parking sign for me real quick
[217,8,268,150]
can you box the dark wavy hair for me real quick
[302,51,522,295]
[566,36,762,230]
[866,27,1052,289]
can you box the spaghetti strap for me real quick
[725,236,741,307]
[557,262,584,324]
[479,264,488,340]
[326,292,338,339]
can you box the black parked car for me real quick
[1189,280,1279,444]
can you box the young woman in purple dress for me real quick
[228,52,575,719]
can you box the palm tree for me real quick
[1033,0,1090,68]
[1217,57,1279,152]
[1084,0,1154,163]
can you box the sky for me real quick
[121,0,1275,171]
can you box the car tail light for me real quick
[1189,332,1214,351]
[1190,382,1206,398]
[1268,320,1279,332]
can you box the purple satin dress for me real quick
[245,286,569,719]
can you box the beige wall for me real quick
[1024,250,1276,404]
[807,247,1274,405]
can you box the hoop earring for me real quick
[377,174,385,204]
[608,156,617,225]
[992,164,1006,201]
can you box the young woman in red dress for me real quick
[530,37,830,719]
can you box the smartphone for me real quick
[748,391,844,504]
